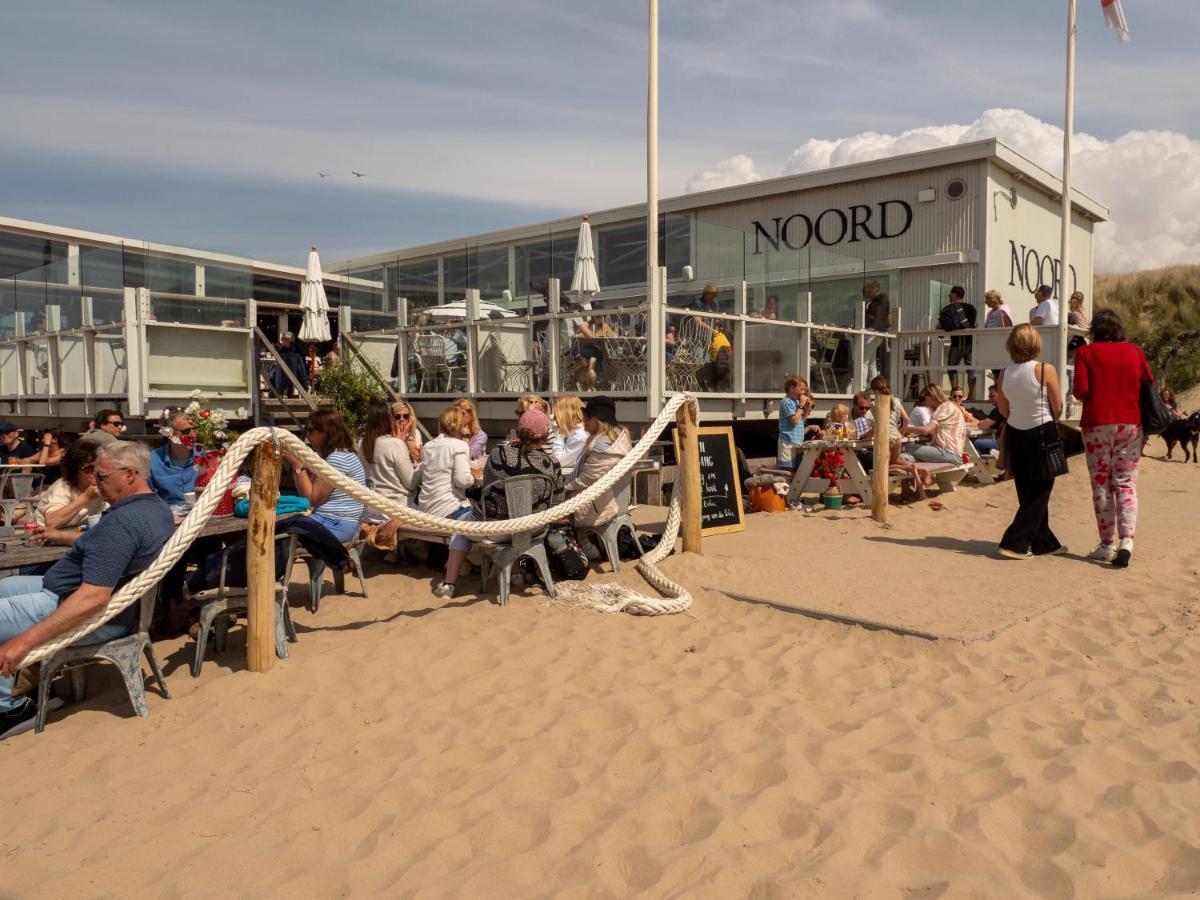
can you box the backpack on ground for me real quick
[544,524,589,581]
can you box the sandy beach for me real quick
[2,443,1198,898]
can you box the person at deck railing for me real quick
[0,441,173,739]
[1029,284,1060,327]
[984,290,1014,329]
[936,285,977,395]
[149,410,197,505]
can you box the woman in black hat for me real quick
[565,397,632,530]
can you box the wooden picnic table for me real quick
[784,439,875,506]
[0,512,296,572]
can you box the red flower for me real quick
[199,409,211,419]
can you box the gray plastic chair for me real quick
[478,473,557,607]
[583,475,641,573]
[34,584,170,733]
[188,534,300,676]
[304,507,370,613]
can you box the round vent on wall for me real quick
[946,178,967,201]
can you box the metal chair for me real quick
[414,333,460,392]
[812,335,840,393]
[34,584,171,733]
[666,316,706,391]
[579,475,641,573]
[477,473,557,606]
[304,507,370,613]
[187,534,300,676]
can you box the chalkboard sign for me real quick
[674,425,745,537]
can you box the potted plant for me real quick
[812,448,845,509]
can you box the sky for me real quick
[1,0,1196,270]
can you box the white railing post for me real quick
[397,297,410,394]
[548,278,561,395]
[125,287,146,417]
[465,288,480,395]
[647,268,665,417]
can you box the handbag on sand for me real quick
[1037,363,1068,480]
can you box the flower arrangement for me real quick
[812,449,845,485]
[158,391,247,451]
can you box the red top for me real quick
[1072,341,1152,428]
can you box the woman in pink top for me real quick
[1072,308,1153,568]
[902,385,966,464]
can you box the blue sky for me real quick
[1,0,1196,266]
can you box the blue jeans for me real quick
[912,444,963,464]
[446,506,477,552]
[973,438,998,455]
[310,512,361,544]
[0,576,129,711]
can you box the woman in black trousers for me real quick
[994,324,1065,559]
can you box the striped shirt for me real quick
[315,449,366,522]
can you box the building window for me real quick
[514,233,575,296]
[252,274,300,305]
[597,215,690,288]
[0,232,68,279]
[391,258,439,309]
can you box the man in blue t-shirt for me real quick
[0,441,174,738]
[777,375,814,468]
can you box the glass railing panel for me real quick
[809,328,855,395]
[58,333,88,393]
[0,341,17,395]
[407,326,466,394]
[147,295,248,327]
[477,320,535,393]
[93,331,129,395]
[745,322,801,394]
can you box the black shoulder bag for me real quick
[1037,363,1069,480]
[1139,378,1173,436]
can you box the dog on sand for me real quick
[1162,412,1200,463]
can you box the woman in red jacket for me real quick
[1071,308,1153,568]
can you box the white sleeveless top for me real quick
[1003,361,1053,430]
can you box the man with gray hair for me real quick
[0,441,174,738]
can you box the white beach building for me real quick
[0,139,1103,433]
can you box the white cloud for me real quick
[683,154,763,193]
[685,108,1200,272]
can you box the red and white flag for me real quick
[1101,0,1131,43]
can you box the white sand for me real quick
[2,442,1198,897]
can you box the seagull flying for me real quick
[351,171,366,178]
[318,172,329,178]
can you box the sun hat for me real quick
[582,396,618,426]
[517,408,550,439]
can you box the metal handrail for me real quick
[339,332,432,440]
[252,326,317,408]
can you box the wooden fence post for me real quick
[872,393,890,524]
[247,441,281,672]
[676,399,702,553]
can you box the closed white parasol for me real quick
[298,245,332,343]
[570,216,600,303]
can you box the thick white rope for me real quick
[20,396,696,666]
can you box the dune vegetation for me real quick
[1095,265,1200,393]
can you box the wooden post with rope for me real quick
[246,440,280,672]
[676,399,702,553]
[872,393,890,524]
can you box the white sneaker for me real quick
[1088,543,1116,562]
[1113,538,1133,568]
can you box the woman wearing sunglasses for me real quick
[32,442,107,544]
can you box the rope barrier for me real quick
[19,395,698,667]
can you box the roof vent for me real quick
[946,178,967,201]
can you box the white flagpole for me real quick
[1057,0,1076,387]
[647,0,659,291]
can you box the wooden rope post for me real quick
[676,400,702,553]
[872,393,890,524]
[246,440,281,672]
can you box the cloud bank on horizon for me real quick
[684,108,1199,274]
